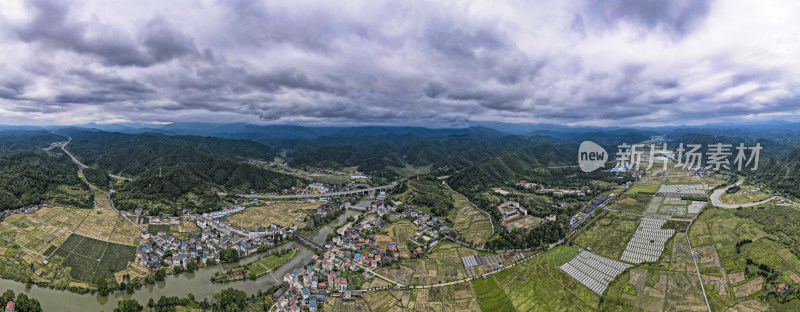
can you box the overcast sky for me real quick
[0,0,799,127]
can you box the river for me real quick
[0,209,360,311]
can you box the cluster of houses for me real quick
[136,212,289,270]
[0,201,46,223]
[275,224,402,311]
[308,183,330,193]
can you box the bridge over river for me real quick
[293,233,324,251]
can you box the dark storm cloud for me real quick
[14,0,196,66]
[0,0,797,126]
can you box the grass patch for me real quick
[472,275,515,312]
[247,249,297,278]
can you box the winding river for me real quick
[0,210,359,312]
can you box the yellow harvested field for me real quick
[0,192,140,258]
[226,201,319,228]
[74,193,126,242]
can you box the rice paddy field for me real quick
[472,275,514,312]
[226,201,319,228]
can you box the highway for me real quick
[58,139,146,232]
[218,182,397,199]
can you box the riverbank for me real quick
[0,209,359,311]
[212,249,298,283]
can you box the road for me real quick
[109,174,134,181]
[59,140,146,232]
[218,183,397,199]
[685,219,712,312]
[709,179,777,208]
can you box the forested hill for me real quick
[0,130,66,155]
[46,130,304,214]
[62,131,275,176]
[111,156,305,214]
[290,133,560,178]
[446,144,575,194]
[0,151,92,211]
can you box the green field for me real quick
[614,189,655,215]
[472,275,515,312]
[51,233,137,282]
[719,185,772,204]
[571,210,639,260]
[247,249,297,278]
[498,245,601,311]
[147,224,171,235]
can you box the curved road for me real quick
[709,179,777,208]
[59,140,146,233]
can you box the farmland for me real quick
[684,205,800,311]
[471,275,514,312]
[613,182,658,215]
[226,201,319,228]
[498,245,601,311]
[374,242,476,286]
[380,219,417,258]
[719,184,773,205]
[50,233,137,282]
[571,210,639,260]
[450,188,493,246]
[602,232,707,311]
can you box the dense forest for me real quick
[110,148,304,214]
[0,151,92,211]
[0,130,65,155]
[63,131,275,175]
[393,177,455,217]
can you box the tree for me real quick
[97,277,112,296]
[219,248,240,263]
[0,290,14,306]
[114,299,143,312]
[154,268,167,281]
[213,288,247,312]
